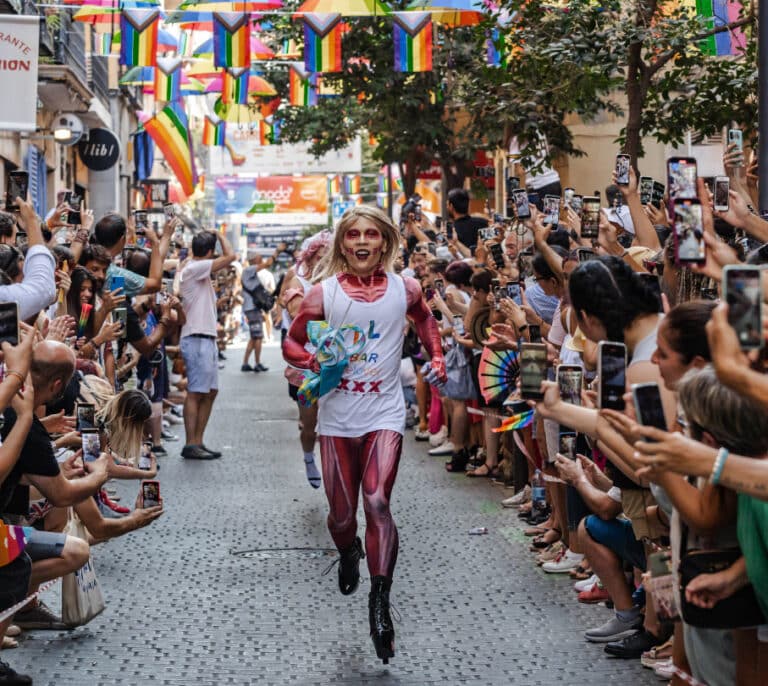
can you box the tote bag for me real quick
[61,511,105,627]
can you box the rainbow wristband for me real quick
[710,447,730,485]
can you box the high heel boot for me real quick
[338,537,365,595]
[369,575,395,664]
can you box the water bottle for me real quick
[532,469,547,514]
[468,527,488,535]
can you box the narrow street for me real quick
[10,342,655,685]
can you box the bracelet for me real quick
[5,370,24,385]
[710,447,730,485]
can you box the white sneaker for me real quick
[542,549,584,574]
[501,485,531,508]
[414,428,430,441]
[428,426,448,447]
[428,440,455,456]
[584,614,643,643]
[574,574,599,593]
[163,412,183,425]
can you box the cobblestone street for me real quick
[9,343,656,685]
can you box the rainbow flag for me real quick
[393,12,432,73]
[202,115,226,146]
[139,105,198,196]
[78,303,93,337]
[120,8,160,67]
[154,57,183,102]
[93,32,112,57]
[213,12,250,68]
[328,175,341,197]
[288,63,318,106]
[493,410,535,433]
[344,175,361,195]
[303,13,343,73]
[259,120,272,145]
[222,67,249,105]
[377,174,388,193]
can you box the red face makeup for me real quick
[341,220,385,277]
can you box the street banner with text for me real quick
[0,15,40,131]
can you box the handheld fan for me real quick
[478,345,520,404]
[0,523,30,568]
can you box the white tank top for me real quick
[317,273,408,437]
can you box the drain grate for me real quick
[230,547,337,560]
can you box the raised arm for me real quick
[404,276,445,380]
[283,283,324,371]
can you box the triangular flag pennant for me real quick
[93,32,112,56]
[139,105,198,196]
[344,175,361,195]
[222,67,249,105]
[154,57,183,103]
[289,63,319,106]
[259,120,272,145]
[202,115,226,146]
[303,13,343,73]
[213,12,250,68]
[392,11,432,73]
[120,9,160,66]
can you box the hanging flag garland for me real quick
[392,11,432,73]
[119,8,160,67]
[202,115,227,146]
[153,57,183,102]
[303,13,343,73]
[213,12,250,68]
[221,67,250,105]
[288,63,319,106]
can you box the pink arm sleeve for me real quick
[282,283,323,372]
[404,276,446,380]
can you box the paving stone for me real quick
[7,341,656,685]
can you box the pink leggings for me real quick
[319,430,403,578]
[428,385,443,434]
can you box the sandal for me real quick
[445,449,470,473]
[467,463,499,478]
[569,563,593,579]
[524,525,549,537]
[530,528,561,549]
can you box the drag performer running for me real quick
[282,207,445,663]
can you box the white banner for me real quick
[0,15,40,132]
[210,134,362,176]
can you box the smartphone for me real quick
[81,429,100,463]
[559,432,578,460]
[728,128,743,163]
[543,195,560,227]
[163,203,175,221]
[435,216,442,230]
[66,195,82,226]
[512,189,531,220]
[433,278,445,298]
[427,242,437,256]
[652,181,666,209]
[178,247,189,261]
[563,187,575,207]
[557,364,583,406]
[631,382,667,439]
[714,176,730,212]
[506,281,522,305]
[528,324,541,342]
[580,196,601,239]
[15,231,27,250]
[5,171,29,212]
[76,402,95,432]
[519,343,548,400]
[139,441,152,470]
[113,307,127,338]
[615,154,631,185]
[445,220,454,240]
[639,176,654,205]
[493,213,504,224]
[672,200,706,265]
[576,247,596,262]
[597,341,627,411]
[109,274,125,293]
[667,157,698,201]
[479,227,498,241]
[723,265,763,349]
[492,280,505,310]
[0,302,19,346]
[452,314,465,336]
[133,210,148,235]
[489,242,505,269]
[527,192,540,208]
[141,480,161,508]
[424,287,435,302]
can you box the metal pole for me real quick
[387,163,394,219]
[760,0,768,215]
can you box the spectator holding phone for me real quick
[446,189,489,254]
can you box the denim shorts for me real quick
[0,553,31,612]
[25,529,67,561]
[181,335,219,393]
[584,514,647,570]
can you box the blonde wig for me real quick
[314,206,401,282]
[96,389,152,465]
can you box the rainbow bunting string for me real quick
[344,175,361,195]
[154,57,183,102]
[393,12,432,73]
[119,8,159,67]
[328,175,341,197]
[303,13,343,73]
[222,67,249,105]
[493,410,535,433]
[202,115,226,146]
[140,105,198,196]
[213,12,250,68]
[288,63,318,106]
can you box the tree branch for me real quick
[647,15,754,77]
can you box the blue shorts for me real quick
[25,529,67,561]
[585,514,646,570]
[181,335,219,394]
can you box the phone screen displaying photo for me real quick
[725,267,763,349]
[580,197,601,239]
[142,481,160,508]
[667,158,698,200]
[77,403,96,431]
[639,177,654,205]
[513,190,531,219]
[5,172,29,212]
[714,177,730,210]
[559,432,578,460]
[81,430,100,463]
[543,196,560,226]
[557,366,583,406]
[673,200,705,264]
[615,155,631,185]
[520,343,547,400]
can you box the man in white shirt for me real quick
[179,230,236,460]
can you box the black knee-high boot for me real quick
[369,575,395,664]
[337,537,365,595]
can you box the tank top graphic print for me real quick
[317,273,408,437]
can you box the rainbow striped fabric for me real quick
[154,57,183,102]
[139,105,198,195]
[493,410,535,433]
[393,11,432,72]
[222,67,249,104]
[93,32,113,57]
[288,63,319,106]
[344,175,361,195]
[696,0,746,55]
[202,115,226,146]
[0,523,29,568]
[119,8,160,67]
[328,175,341,197]
[303,13,343,73]
[213,12,250,68]
[259,120,272,145]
